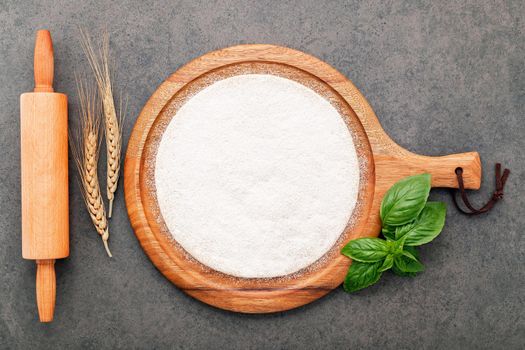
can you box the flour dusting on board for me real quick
[155,74,360,278]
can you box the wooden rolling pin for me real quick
[20,30,69,322]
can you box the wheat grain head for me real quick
[79,28,122,218]
[70,75,112,257]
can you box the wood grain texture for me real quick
[20,30,68,323]
[20,92,69,260]
[33,30,54,93]
[124,45,482,313]
[36,260,56,322]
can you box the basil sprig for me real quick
[342,174,446,293]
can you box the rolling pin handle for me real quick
[36,259,56,322]
[34,30,54,93]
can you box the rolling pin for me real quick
[20,30,69,322]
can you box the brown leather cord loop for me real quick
[451,163,510,215]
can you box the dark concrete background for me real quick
[1,0,523,349]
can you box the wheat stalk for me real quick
[79,29,123,218]
[70,76,112,257]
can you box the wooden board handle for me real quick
[34,30,54,93]
[413,151,481,189]
[374,150,481,190]
[36,259,56,322]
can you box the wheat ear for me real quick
[70,76,112,257]
[79,29,122,218]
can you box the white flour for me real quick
[155,74,360,278]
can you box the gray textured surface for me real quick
[1,0,524,349]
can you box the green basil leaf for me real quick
[395,202,446,246]
[382,226,395,240]
[392,247,423,276]
[401,249,418,261]
[343,261,383,293]
[394,221,415,241]
[378,254,394,272]
[392,264,419,277]
[380,174,431,227]
[396,257,425,273]
[393,248,425,276]
[388,238,405,255]
[404,246,420,259]
[341,238,390,262]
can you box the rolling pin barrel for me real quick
[20,30,68,322]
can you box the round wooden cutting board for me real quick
[124,44,482,313]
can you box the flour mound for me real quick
[155,74,360,278]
